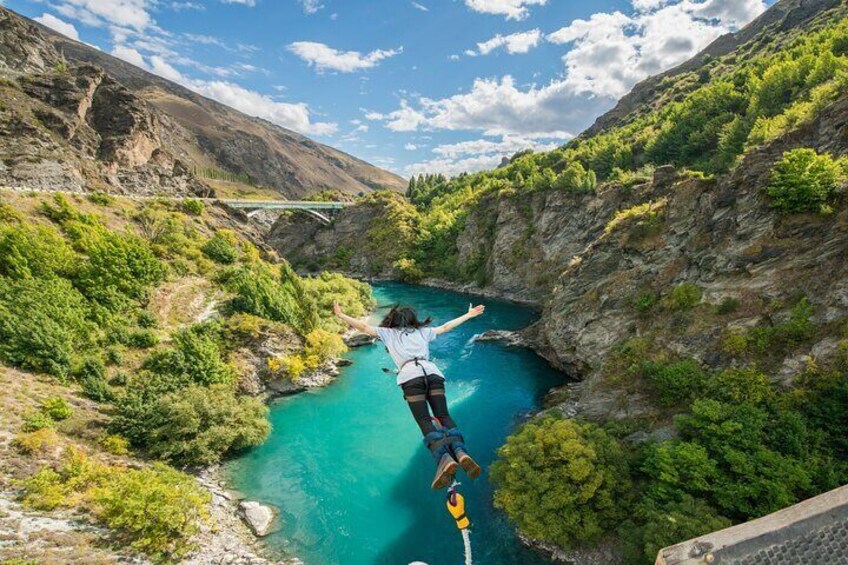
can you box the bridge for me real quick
[0,186,348,224]
[218,199,346,223]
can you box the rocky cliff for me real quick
[0,6,406,198]
[268,0,848,417]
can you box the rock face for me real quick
[0,35,210,195]
[0,6,405,198]
[238,501,278,538]
[268,193,404,275]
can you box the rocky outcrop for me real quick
[23,6,406,198]
[0,47,210,195]
[268,194,405,275]
[0,7,58,74]
[0,5,404,199]
[238,501,278,538]
[191,468,299,564]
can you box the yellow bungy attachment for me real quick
[446,490,470,530]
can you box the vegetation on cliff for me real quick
[0,191,372,561]
[297,6,848,288]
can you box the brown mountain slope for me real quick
[0,6,405,198]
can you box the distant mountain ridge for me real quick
[0,6,406,198]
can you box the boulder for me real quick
[238,501,277,537]
[345,332,376,347]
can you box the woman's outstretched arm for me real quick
[333,301,378,336]
[434,303,485,335]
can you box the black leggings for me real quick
[401,374,456,436]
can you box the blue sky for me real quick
[6,0,774,178]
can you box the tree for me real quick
[491,417,632,548]
[140,385,270,466]
[767,148,844,213]
[0,276,90,377]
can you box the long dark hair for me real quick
[380,304,431,329]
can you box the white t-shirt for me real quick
[375,326,445,385]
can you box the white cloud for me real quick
[464,0,548,20]
[187,80,337,136]
[369,76,583,137]
[170,1,205,10]
[405,154,503,177]
[404,143,418,150]
[411,2,429,11]
[54,0,153,30]
[547,0,767,97]
[221,0,256,6]
[364,99,427,132]
[477,29,541,55]
[288,41,402,73]
[432,134,565,159]
[403,133,566,176]
[111,44,147,67]
[149,55,185,82]
[299,0,323,14]
[34,13,80,40]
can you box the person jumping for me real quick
[333,301,485,489]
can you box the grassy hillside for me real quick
[0,190,372,563]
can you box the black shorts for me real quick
[400,374,446,400]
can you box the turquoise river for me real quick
[225,282,565,565]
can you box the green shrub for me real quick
[13,428,60,455]
[643,359,706,407]
[91,463,210,560]
[180,199,205,216]
[21,411,55,432]
[767,148,845,213]
[393,257,424,283]
[675,400,813,518]
[73,357,113,402]
[271,328,347,379]
[143,325,234,387]
[100,434,130,456]
[106,346,123,366]
[20,467,66,510]
[0,223,77,279]
[138,385,270,466]
[40,397,72,420]
[705,368,775,405]
[21,448,209,561]
[126,329,159,349]
[491,417,632,548]
[219,264,318,334]
[87,193,114,206]
[738,298,816,357]
[201,231,239,264]
[0,276,90,377]
[301,271,374,332]
[554,162,597,193]
[716,296,741,315]
[633,292,659,314]
[634,496,731,563]
[605,201,665,236]
[74,231,167,309]
[137,310,158,329]
[666,283,702,311]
